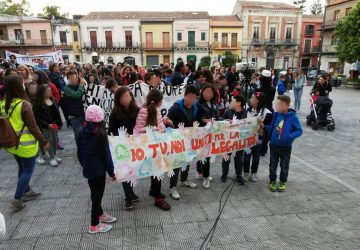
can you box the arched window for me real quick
[124,56,135,66]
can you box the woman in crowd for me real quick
[121,66,132,85]
[33,70,61,104]
[293,68,306,112]
[25,82,38,103]
[113,66,123,86]
[17,65,32,85]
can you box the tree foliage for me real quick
[222,51,238,67]
[38,5,69,19]
[199,56,211,68]
[334,1,360,63]
[0,0,30,16]
[293,0,307,12]
[309,0,323,15]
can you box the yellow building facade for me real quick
[209,16,243,65]
[140,21,173,66]
[70,24,82,62]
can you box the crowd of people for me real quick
[1,53,340,234]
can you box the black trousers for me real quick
[88,176,106,226]
[221,151,244,178]
[170,165,190,188]
[197,158,210,178]
[244,144,262,174]
[122,182,136,201]
[150,176,162,199]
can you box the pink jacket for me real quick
[135,107,166,133]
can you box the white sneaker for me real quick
[195,173,203,180]
[49,159,59,167]
[170,187,180,200]
[55,157,62,164]
[243,173,250,182]
[180,180,197,188]
[36,156,46,165]
[203,178,210,189]
[250,173,258,182]
[209,176,213,182]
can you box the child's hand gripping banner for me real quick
[108,117,259,185]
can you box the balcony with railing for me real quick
[321,45,337,54]
[245,39,298,46]
[210,42,241,50]
[174,41,209,51]
[54,41,73,49]
[82,41,141,51]
[304,30,315,36]
[323,20,339,30]
[142,42,173,51]
[0,38,53,47]
[302,46,320,54]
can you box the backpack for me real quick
[0,101,25,149]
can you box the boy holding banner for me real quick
[167,85,199,200]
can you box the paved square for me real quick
[1,86,360,250]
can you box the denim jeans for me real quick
[269,145,292,183]
[243,144,262,174]
[69,116,84,141]
[293,88,303,111]
[221,151,244,179]
[13,155,36,200]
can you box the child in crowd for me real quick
[108,87,140,210]
[77,105,117,234]
[218,75,229,116]
[105,78,118,94]
[197,84,219,189]
[135,89,172,211]
[277,74,286,96]
[221,95,247,184]
[33,84,63,167]
[244,92,272,182]
[266,95,303,192]
[232,82,242,98]
[167,85,199,200]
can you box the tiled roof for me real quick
[236,1,300,10]
[210,16,243,27]
[81,11,209,21]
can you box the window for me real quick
[283,57,289,69]
[269,27,276,42]
[334,10,340,20]
[75,55,80,62]
[331,35,337,45]
[305,25,314,35]
[90,31,97,48]
[146,32,153,48]
[304,39,311,53]
[345,7,352,15]
[105,31,112,48]
[177,32,182,41]
[253,26,259,41]
[231,33,237,47]
[14,29,22,40]
[163,32,170,49]
[221,33,228,47]
[59,31,67,44]
[25,30,31,39]
[201,32,206,41]
[125,31,133,48]
[73,31,78,42]
[285,27,292,41]
[214,32,218,42]
[251,57,258,64]
[40,30,47,45]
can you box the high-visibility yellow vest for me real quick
[0,98,39,158]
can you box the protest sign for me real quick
[5,50,64,66]
[82,82,185,126]
[108,117,259,184]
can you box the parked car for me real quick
[307,69,328,80]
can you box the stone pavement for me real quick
[1,86,360,250]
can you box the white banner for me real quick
[5,50,64,66]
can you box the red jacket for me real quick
[49,82,61,104]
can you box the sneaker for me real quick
[88,223,112,234]
[22,190,41,202]
[36,156,46,165]
[49,159,59,167]
[195,173,203,180]
[269,181,277,192]
[125,200,134,210]
[203,178,210,189]
[180,180,197,188]
[132,194,140,202]
[169,187,180,200]
[243,173,250,182]
[10,199,25,210]
[249,173,258,182]
[278,182,286,192]
[55,157,62,164]
[149,190,166,199]
[209,176,213,182]
[57,143,64,150]
[237,176,245,185]
[99,213,117,223]
[154,198,171,211]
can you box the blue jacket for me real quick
[266,109,303,147]
[277,80,286,95]
[167,99,199,128]
[77,123,115,179]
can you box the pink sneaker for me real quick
[99,213,117,223]
[88,223,112,234]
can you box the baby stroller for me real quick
[306,95,335,131]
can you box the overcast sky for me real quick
[24,0,326,16]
